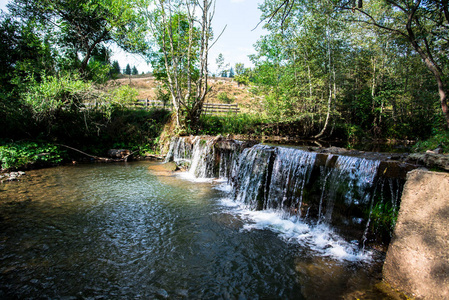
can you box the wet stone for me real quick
[1,171,26,182]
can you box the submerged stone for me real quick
[161,161,179,172]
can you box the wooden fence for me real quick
[135,100,240,115]
[202,103,239,115]
[83,100,240,115]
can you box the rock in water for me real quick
[107,149,131,159]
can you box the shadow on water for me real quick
[0,161,393,299]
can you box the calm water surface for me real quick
[0,162,385,299]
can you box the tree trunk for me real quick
[404,5,449,128]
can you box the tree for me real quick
[125,64,132,75]
[8,0,149,75]
[266,0,449,129]
[0,13,56,93]
[111,61,121,75]
[132,66,138,75]
[235,63,245,75]
[334,0,449,129]
[216,53,230,78]
[229,67,235,78]
[252,0,345,136]
[147,0,216,130]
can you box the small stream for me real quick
[1,162,387,299]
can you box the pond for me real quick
[0,161,387,299]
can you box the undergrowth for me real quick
[0,141,67,171]
[412,130,449,153]
[198,113,265,135]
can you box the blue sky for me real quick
[0,0,267,74]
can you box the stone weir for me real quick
[165,136,419,245]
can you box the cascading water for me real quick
[165,136,192,163]
[265,147,316,214]
[165,136,406,257]
[230,145,317,214]
[318,156,381,224]
[188,137,216,179]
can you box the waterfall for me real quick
[265,147,316,214]
[232,145,274,210]
[165,136,192,164]
[165,136,406,247]
[319,156,381,224]
[231,145,317,214]
[188,137,216,178]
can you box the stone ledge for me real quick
[383,169,449,299]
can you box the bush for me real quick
[198,113,264,135]
[22,73,96,121]
[234,74,250,86]
[217,91,234,104]
[412,131,449,153]
[0,141,66,171]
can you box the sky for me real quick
[0,0,267,74]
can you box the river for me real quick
[0,161,387,299]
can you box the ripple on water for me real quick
[0,161,385,299]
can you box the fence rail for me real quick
[136,100,240,115]
[83,100,240,115]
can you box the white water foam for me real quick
[177,171,214,183]
[217,185,373,262]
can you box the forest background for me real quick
[1,0,448,170]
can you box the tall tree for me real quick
[333,0,449,128]
[0,14,56,92]
[215,53,229,78]
[125,64,132,75]
[147,0,216,129]
[8,0,149,75]
[111,60,121,75]
[132,66,138,75]
[267,0,449,129]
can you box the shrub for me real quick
[0,141,66,171]
[412,131,449,153]
[217,91,234,104]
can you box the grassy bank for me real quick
[0,74,172,171]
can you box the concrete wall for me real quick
[383,169,449,299]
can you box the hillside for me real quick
[108,75,263,114]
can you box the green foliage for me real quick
[21,73,95,121]
[235,63,245,75]
[412,131,449,153]
[0,141,66,170]
[107,85,139,108]
[111,60,121,76]
[234,74,250,86]
[125,64,132,75]
[369,201,399,240]
[8,0,148,74]
[0,14,56,94]
[156,85,171,107]
[217,92,234,104]
[248,0,444,139]
[198,113,264,136]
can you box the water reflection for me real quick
[0,162,386,299]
